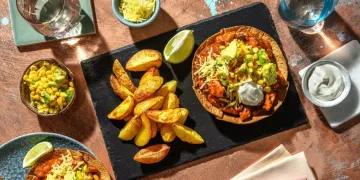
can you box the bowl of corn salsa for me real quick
[20,59,76,116]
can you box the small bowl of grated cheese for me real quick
[112,0,160,28]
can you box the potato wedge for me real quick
[118,116,141,141]
[160,108,188,142]
[145,108,182,123]
[134,76,163,102]
[162,93,180,110]
[110,74,134,100]
[126,49,162,72]
[113,59,137,93]
[178,108,189,124]
[107,96,135,120]
[150,120,157,138]
[139,67,160,86]
[134,144,170,164]
[160,124,176,142]
[134,113,152,147]
[172,124,204,144]
[151,80,178,110]
[134,96,164,115]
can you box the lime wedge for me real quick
[23,141,54,168]
[164,30,195,64]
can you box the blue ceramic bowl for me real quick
[112,0,160,28]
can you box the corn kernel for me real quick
[257,79,264,86]
[57,98,63,105]
[252,47,259,54]
[264,86,272,92]
[253,54,258,60]
[55,92,60,96]
[46,88,53,94]
[68,87,75,92]
[94,175,99,180]
[60,92,67,98]
[45,71,52,76]
[247,62,254,68]
[30,91,36,96]
[23,75,29,80]
[49,108,54,114]
[29,85,36,91]
[52,87,58,92]
[30,65,38,71]
[69,82,74,87]
[34,95,40,100]
[51,66,58,72]
[38,109,44,114]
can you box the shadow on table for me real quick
[129,8,178,43]
[288,12,358,61]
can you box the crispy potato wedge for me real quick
[162,93,180,110]
[134,76,163,102]
[134,113,152,147]
[134,96,164,115]
[113,59,137,92]
[178,108,189,124]
[133,144,170,164]
[172,124,204,144]
[151,80,178,110]
[160,124,176,142]
[160,108,188,142]
[139,67,160,86]
[126,49,162,72]
[110,75,134,100]
[145,108,182,123]
[118,116,142,141]
[150,120,157,138]
[107,96,135,120]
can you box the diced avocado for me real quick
[238,63,248,74]
[221,40,238,60]
[48,81,58,87]
[65,89,74,101]
[262,63,277,85]
[257,49,269,66]
[53,68,67,84]
[41,91,51,104]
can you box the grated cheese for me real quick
[119,0,156,23]
[46,150,82,180]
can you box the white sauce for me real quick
[238,80,264,106]
[308,64,344,101]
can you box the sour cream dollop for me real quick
[238,80,264,106]
[308,64,344,101]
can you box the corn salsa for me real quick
[23,61,74,114]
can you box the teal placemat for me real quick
[8,0,96,46]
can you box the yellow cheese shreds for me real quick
[119,0,156,23]
[46,150,81,180]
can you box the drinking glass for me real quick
[279,0,339,34]
[16,0,82,38]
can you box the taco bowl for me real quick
[192,26,289,124]
[26,148,111,180]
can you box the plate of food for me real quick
[0,132,110,180]
[192,26,289,124]
[81,3,308,179]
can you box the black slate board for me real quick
[81,3,308,179]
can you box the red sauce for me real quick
[34,158,61,179]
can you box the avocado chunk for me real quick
[53,67,67,84]
[262,63,277,85]
[221,40,238,60]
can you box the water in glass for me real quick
[279,0,339,34]
[16,0,82,38]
